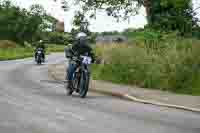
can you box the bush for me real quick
[0,40,17,48]
[0,47,33,60]
[0,41,65,60]
[44,32,72,45]
[93,38,200,95]
[47,44,65,52]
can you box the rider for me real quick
[35,40,46,61]
[65,28,95,90]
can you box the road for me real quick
[0,53,200,133]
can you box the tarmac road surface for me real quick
[0,53,200,133]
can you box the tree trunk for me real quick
[143,0,152,24]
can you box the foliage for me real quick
[46,44,66,52]
[93,35,200,95]
[0,40,17,48]
[69,0,142,21]
[61,0,198,35]
[0,0,55,45]
[43,32,72,45]
[0,43,66,60]
[71,11,90,34]
[99,31,122,36]
[0,46,33,60]
[147,0,198,34]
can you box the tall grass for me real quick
[0,47,34,60]
[0,41,65,61]
[47,44,65,53]
[93,38,200,95]
[0,40,17,48]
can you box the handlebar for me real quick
[71,56,81,62]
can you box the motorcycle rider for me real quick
[35,40,46,62]
[65,29,95,91]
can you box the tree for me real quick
[0,0,53,45]
[71,11,90,35]
[29,4,46,16]
[59,0,198,34]
[60,0,142,21]
[0,0,29,44]
[145,0,198,34]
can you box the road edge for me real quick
[48,65,200,114]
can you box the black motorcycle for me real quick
[35,49,44,65]
[65,53,92,98]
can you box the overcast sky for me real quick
[11,0,200,32]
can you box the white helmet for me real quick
[76,32,87,39]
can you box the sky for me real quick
[11,0,200,32]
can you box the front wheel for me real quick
[36,56,42,65]
[37,60,41,65]
[79,71,90,98]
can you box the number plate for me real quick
[81,56,92,65]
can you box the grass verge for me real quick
[0,47,33,60]
[0,43,65,61]
[47,44,65,53]
[92,38,200,96]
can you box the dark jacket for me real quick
[67,38,95,63]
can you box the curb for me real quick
[123,94,200,113]
[90,88,200,113]
[48,67,200,114]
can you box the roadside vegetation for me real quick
[0,0,67,61]
[47,44,66,53]
[0,40,65,60]
[1,0,200,95]
[93,31,200,96]
[82,0,200,96]
[0,40,31,60]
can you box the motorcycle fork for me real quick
[73,67,81,91]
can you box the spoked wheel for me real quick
[79,72,90,98]
[37,61,41,65]
[36,56,42,65]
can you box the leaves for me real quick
[64,0,197,34]
[0,0,55,44]
[72,11,90,34]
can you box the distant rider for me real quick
[35,40,45,62]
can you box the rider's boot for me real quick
[67,80,72,89]
[76,88,80,93]
[66,80,73,95]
